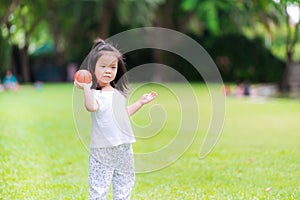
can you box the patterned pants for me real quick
[89,144,135,200]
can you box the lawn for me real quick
[0,83,300,200]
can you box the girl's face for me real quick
[94,52,118,87]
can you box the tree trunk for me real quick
[151,0,175,82]
[98,0,117,38]
[280,64,289,94]
[52,28,65,66]
[47,1,65,67]
[286,62,300,98]
[281,10,300,94]
[20,44,31,82]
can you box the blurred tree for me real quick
[136,0,231,80]
[275,0,300,63]
[0,0,21,26]
[1,0,298,85]
[180,0,223,35]
[230,0,300,90]
[2,0,48,82]
[180,0,300,86]
[0,0,21,76]
[272,0,300,92]
[118,0,165,27]
[210,33,285,82]
[48,0,168,79]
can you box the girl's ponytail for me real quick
[92,38,106,49]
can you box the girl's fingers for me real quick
[148,91,157,99]
[74,79,84,89]
[146,91,157,101]
[150,91,157,97]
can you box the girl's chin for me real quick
[100,78,112,83]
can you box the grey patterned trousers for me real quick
[89,144,135,200]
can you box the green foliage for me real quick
[196,1,219,35]
[1,84,300,199]
[181,0,222,35]
[1,0,299,83]
[181,0,198,11]
[208,34,285,82]
[6,0,47,46]
[118,0,165,27]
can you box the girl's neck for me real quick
[101,84,114,91]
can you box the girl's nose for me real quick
[105,67,112,73]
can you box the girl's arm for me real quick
[74,80,98,112]
[128,91,157,116]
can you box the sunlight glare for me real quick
[287,2,300,24]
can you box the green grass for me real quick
[1,83,300,199]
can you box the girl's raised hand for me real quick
[74,79,92,90]
[140,91,157,105]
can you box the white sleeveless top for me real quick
[90,89,136,148]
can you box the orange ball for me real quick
[74,70,92,83]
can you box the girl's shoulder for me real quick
[114,89,127,98]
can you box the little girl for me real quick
[74,38,157,200]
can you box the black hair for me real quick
[84,38,129,96]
